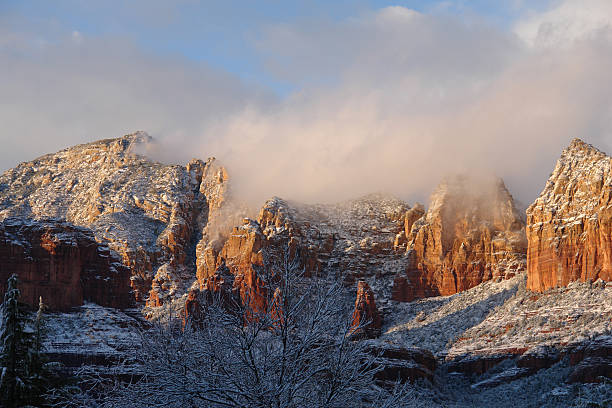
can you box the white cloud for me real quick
[515,0,612,47]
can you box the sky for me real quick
[1,0,612,206]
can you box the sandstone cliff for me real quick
[193,194,413,316]
[0,218,132,311]
[0,133,230,306]
[392,176,527,301]
[526,138,612,291]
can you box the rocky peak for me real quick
[526,138,611,292]
[565,137,608,158]
[199,157,230,215]
[392,175,527,301]
[0,133,230,307]
[428,175,523,232]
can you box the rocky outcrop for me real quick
[0,133,230,306]
[196,195,415,317]
[196,218,278,315]
[392,176,527,301]
[526,139,612,292]
[366,342,436,384]
[445,338,612,385]
[183,266,240,328]
[182,290,204,329]
[568,335,612,383]
[351,281,382,339]
[0,218,132,311]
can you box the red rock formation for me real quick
[526,139,612,292]
[183,265,240,328]
[196,219,276,316]
[392,176,527,301]
[0,133,228,307]
[0,218,132,311]
[350,281,382,339]
[257,197,322,278]
[196,199,322,317]
[394,204,425,250]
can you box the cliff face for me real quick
[392,176,527,301]
[0,133,230,306]
[193,194,415,317]
[0,218,132,311]
[0,133,531,313]
[526,139,612,292]
[198,181,527,313]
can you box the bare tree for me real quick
[89,246,412,408]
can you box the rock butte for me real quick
[351,280,382,339]
[526,138,612,291]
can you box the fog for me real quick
[2,1,612,208]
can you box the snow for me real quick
[377,272,612,362]
[382,274,523,355]
[43,302,143,356]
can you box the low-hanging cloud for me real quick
[2,1,612,209]
[199,3,612,205]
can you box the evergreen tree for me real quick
[0,274,30,407]
[0,276,54,407]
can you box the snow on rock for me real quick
[383,273,523,355]
[0,133,230,306]
[527,138,612,291]
[447,279,612,360]
[42,303,143,370]
[392,175,527,302]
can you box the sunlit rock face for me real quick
[195,199,313,316]
[195,194,415,316]
[526,139,612,292]
[0,218,132,311]
[392,175,527,301]
[351,280,382,339]
[200,178,527,312]
[0,133,229,306]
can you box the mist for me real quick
[2,1,612,209]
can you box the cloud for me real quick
[198,4,612,205]
[0,22,272,172]
[2,2,612,209]
[515,0,612,47]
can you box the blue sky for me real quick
[2,0,551,95]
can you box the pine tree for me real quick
[0,276,55,407]
[0,274,30,407]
